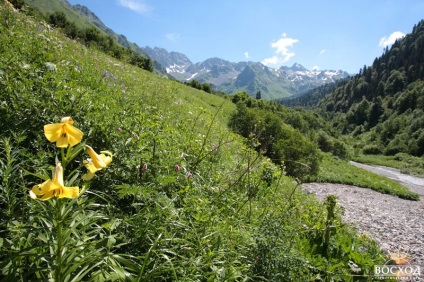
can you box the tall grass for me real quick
[0,4,389,280]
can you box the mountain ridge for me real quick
[26,0,350,100]
[144,46,350,99]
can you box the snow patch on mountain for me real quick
[143,46,350,99]
[186,73,198,80]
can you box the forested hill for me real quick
[282,19,424,157]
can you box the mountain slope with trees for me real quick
[23,0,172,76]
[282,19,424,157]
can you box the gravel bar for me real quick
[302,183,424,268]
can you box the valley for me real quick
[1,0,423,280]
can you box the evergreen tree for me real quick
[256,90,261,100]
[49,11,69,28]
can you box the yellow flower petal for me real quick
[43,117,83,147]
[63,123,83,147]
[56,136,69,148]
[44,123,63,143]
[31,180,55,196]
[61,116,74,124]
[29,190,37,200]
[57,186,79,199]
[100,151,113,166]
[84,161,99,174]
[52,163,65,186]
[39,189,55,201]
[86,146,107,169]
[30,164,79,201]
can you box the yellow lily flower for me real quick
[30,163,79,201]
[82,146,113,180]
[44,117,83,147]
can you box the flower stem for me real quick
[55,199,63,281]
[61,147,66,168]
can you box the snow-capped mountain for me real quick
[144,47,350,100]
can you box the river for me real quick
[349,161,424,196]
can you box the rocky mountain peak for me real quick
[141,47,350,99]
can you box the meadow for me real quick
[0,3,407,280]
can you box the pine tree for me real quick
[256,90,261,100]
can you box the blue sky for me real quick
[67,0,424,73]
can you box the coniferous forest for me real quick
[282,20,424,158]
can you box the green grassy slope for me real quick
[27,0,93,29]
[26,0,149,58]
[0,4,390,280]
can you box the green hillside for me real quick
[0,2,415,280]
[26,0,145,53]
[26,0,91,29]
[24,0,173,76]
[282,20,424,162]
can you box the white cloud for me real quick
[312,65,320,70]
[117,0,151,14]
[244,51,249,59]
[165,32,180,41]
[320,49,325,55]
[262,56,279,65]
[262,33,299,66]
[379,31,406,47]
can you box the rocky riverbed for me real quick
[302,183,424,268]
[303,161,424,272]
[302,161,424,278]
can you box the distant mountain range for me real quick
[144,47,350,99]
[27,0,350,100]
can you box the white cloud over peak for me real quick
[117,0,151,14]
[244,51,249,59]
[165,32,180,41]
[379,31,406,47]
[262,33,299,66]
[262,56,279,65]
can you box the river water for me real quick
[350,161,424,196]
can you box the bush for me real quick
[229,105,321,179]
[362,144,383,155]
[317,130,333,152]
[273,130,321,178]
[332,140,350,159]
[384,136,408,155]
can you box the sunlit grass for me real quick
[310,154,420,200]
[353,153,424,178]
[0,4,392,280]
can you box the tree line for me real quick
[281,19,424,157]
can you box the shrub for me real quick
[362,144,383,155]
[229,105,321,179]
[317,130,333,152]
[332,140,350,159]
